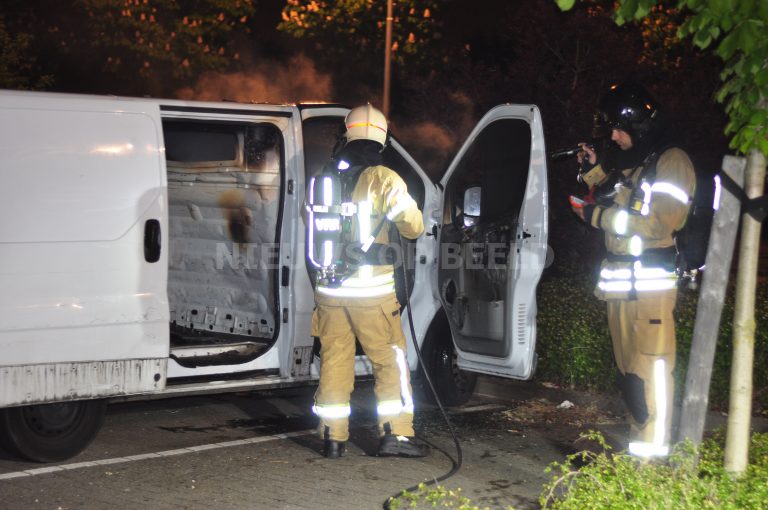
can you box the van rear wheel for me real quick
[0,399,106,463]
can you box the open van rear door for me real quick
[437,105,547,379]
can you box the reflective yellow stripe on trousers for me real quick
[312,403,352,419]
[376,346,415,417]
[628,359,670,457]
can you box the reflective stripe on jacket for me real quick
[586,148,696,300]
[316,165,424,298]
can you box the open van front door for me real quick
[437,105,547,379]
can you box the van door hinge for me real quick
[287,179,295,195]
[282,308,288,323]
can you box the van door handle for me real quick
[144,219,161,263]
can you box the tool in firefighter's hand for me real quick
[550,143,594,160]
[569,195,586,209]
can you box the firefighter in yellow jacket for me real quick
[309,105,426,458]
[571,83,695,458]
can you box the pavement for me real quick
[0,376,765,510]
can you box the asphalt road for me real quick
[0,375,748,510]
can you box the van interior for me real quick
[163,120,283,368]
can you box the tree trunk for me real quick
[724,147,766,474]
[677,156,745,448]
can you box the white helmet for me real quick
[344,104,388,147]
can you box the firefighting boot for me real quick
[377,424,428,458]
[378,434,428,458]
[323,426,346,459]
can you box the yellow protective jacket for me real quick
[316,165,424,298]
[584,148,696,300]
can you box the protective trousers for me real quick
[312,293,415,442]
[606,288,676,457]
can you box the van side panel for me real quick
[0,95,169,406]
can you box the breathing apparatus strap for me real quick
[345,242,397,266]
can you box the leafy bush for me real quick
[535,264,616,392]
[674,282,768,411]
[541,430,768,509]
[535,266,768,411]
[387,482,505,510]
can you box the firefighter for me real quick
[310,104,427,458]
[571,83,695,458]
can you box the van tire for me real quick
[419,315,477,407]
[0,399,106,463]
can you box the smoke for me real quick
[176,54,333,103]
[177,61,479,180]
[398,121,455,155]
[393,92,477,178]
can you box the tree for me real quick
[0,17,52,90]
[0,0,259,97]
[278,0,441,68]
[277,0,443,108]
[557,0,767,475]
[558,0,767,158]
[80,1,256,92]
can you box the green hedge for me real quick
[541,430,768,509]
[535,267,768,410]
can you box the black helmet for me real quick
[594,83,660,142]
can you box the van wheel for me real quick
[0,400,106,463]
[420,320,477,407]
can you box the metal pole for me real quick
[383,0,393,118]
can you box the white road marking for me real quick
[0,404,508,481]
[474,392,504,398]
[474,392,520,402]
[0,429,314,481]
[447,403,506,414]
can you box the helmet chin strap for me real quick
[379,129,392,153]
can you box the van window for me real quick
[163,121,282,176]
[165,124,238,163]
[447,118,531,225]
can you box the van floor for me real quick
[169,330,273,367]
[169,329,272,348]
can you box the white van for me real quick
[0,90,548,462]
